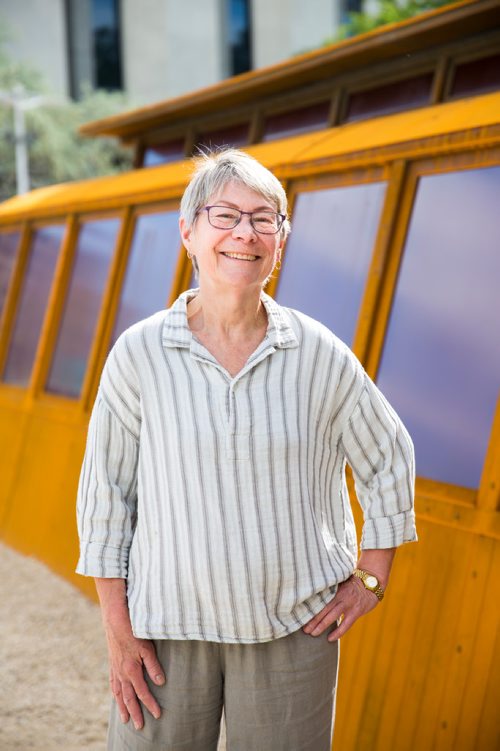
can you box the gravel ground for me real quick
[0,542,109,750]
[0,542,226,751]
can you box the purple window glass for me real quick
[143,140,185,167]
[0,231,20,318]
[197,122,249,150]
[450,54,500,98]
[376,166,500,489]
[262,101,331,142]
[345,73,433,123]
[2,225,65,386]
[275,182,386,345]
[110,210,181,346]
[46,218,119,398]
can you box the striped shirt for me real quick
[76,289,416,644]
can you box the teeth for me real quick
[224,252,258,261]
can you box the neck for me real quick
[187,282,266,340]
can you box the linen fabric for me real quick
[107,627,339,751]
[76,289,416,643]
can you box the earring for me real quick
[275,258,282,271]
[187,251,193,260]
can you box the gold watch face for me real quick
[364,574,378,590]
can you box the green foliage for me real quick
[0,31,132,202]
[327,0,462,43]
[26,87,133,188]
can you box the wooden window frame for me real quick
[0,224,26,353]
[444,44,500,101]
[194,119,251,150]
[339,66,435,124]
[85,201,185,412]
[267,163,400,364]
[27,211,125,412]
[0,219,69,403]
[260,94,335,138]
[361,147,500,519]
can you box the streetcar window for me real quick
[376,166,500,488]
[275,181,386,346]
[0,231,20,318]
[2,226,64,387]
[344,73,433,123]
[262,101,331,142]
[46,218,120,397]
[110,209,181,346]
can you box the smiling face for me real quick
[180,181,284,295]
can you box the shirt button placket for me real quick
[226,382,236,459]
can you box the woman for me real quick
[77,149,416,750]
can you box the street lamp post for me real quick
[0,84,49,195]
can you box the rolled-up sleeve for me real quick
[341,378,417,549]
[76,337,141,578]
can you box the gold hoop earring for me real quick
[275,258,282,271]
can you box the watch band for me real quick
[353,568,385,601]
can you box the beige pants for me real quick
[107,627,339,751]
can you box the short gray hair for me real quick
[180,148,291,239]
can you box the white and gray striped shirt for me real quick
[76,289,416,643]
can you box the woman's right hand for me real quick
[95,578,166,730]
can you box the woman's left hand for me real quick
[302,575,379,642]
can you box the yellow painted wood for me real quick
[84,206,135,411]
[474,573,500,751]
[78,209,132,410]
[371,539,423,751]
[381,522,456,748]
[0,223,32,373]
[332,523,500,751]
[435,536,496,750]
[27,217,79,401]
[411,532,477,749]
[478,394,500,512]
[351,160,407,363]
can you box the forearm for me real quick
[94,577,165,729]
[357,547,396,588]
[95,577,132,634]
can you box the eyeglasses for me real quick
[201,205,286,235]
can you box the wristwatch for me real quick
[353,568,385,601]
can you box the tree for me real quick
[330,0,463,42]
[0,26,132,202]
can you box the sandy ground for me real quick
[0,542,226,751]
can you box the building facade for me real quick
[0,0,361,104]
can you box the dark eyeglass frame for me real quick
[200,205,286,235]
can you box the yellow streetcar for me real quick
[0,1,499,749]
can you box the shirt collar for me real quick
[162,288,298,350]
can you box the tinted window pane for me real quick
[197,123,249,150]
[345,73,432,123]
[376,167,500,488]
[341,0,362,24]
[92,0,122,90]
[228,0,251,75]
[450,54,500,98]
[46,218,119,397]
[275,183,386,345]
[111,211,181,345]
[0,231,20,317]
[2,226,64,386]
[143,140,185,167]
[263,102,330,142]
